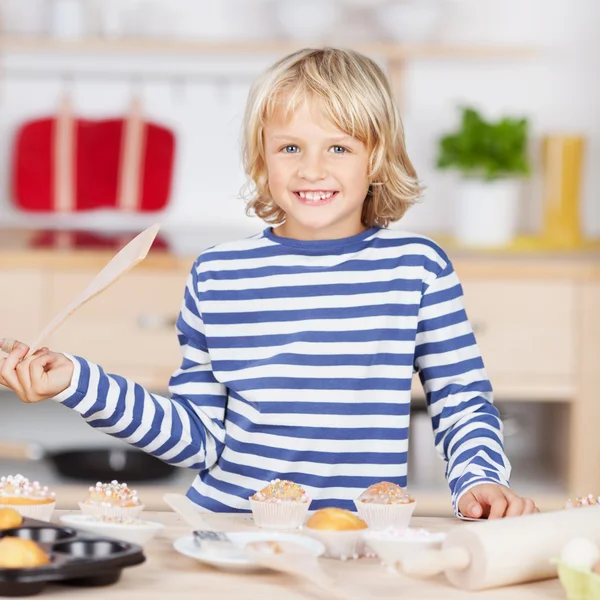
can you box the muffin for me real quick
[303,507,367,560]
[0,507,23,530]
[79,480,144,519]
[354,482,415,531]
[0,474,56,521]
[0,537,50,568]
[249,479,310,529]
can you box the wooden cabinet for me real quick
[0,269,46,344]
[47,268,190,386]
[461,279,577,400]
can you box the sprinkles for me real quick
[565,494,600,509]
[250,479,310,504]
[0,474,55,501]
[358,482,414,505]
[84,480,141,508]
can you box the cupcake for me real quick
[79,480,144,519]
[249,479,310,529]
[0,474,56,521]
[354,482,415,531]
[303,507,367,560]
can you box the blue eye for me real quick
[331,146,347,154]
[282,145,299,153]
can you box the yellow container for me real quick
[541,135,585,247]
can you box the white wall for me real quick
[0,0,597,239]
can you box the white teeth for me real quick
[298,191,335,201]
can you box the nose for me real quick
[297,152,327,182]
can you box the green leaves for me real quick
[437,107,531,181]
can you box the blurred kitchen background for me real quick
[0,0,598,515]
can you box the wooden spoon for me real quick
[25,223,160,355]
[246,540,365,600]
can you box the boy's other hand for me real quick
[0,339,74,403]
[458,483,539,519]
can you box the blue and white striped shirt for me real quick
[54,226,511,513]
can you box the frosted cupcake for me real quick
[79,480,144,519]
[249,479,310,529]
[354,482,415,531]
[0,474,56,521]
[303,507,368,560]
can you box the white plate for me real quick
[60,514,164,546]
[173,531,325,572]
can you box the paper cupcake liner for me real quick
[0,501,56,522]
[249,499,309,529]
[354,500,416,531]
[78,502,145,520]
[302,527,365,560]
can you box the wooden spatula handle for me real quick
[162,493,213,531]
[401,546,471,578]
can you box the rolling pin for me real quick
[401,505,600,591]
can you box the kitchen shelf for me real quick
[0,36,536,60]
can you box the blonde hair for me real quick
[242,47,422,228]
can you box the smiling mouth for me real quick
[294,191,339,205]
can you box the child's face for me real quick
[263,100,371,240]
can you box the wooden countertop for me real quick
[0,228,599,280]
[45,510,564,599]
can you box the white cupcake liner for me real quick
[354,500,416,531]
[249,499,309,529]
[78,502,145,520]
[302,527,366,560]
[0,501,56,522]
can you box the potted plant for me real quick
[437,106,531,247]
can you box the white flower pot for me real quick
[454,179,521,247]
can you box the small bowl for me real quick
[275,0,339,41]
[365,527,446,569]
[301,526,366,560]
[554,561,600,600]
[60,514,164,546]
[374,1,443,43]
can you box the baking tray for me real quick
[0,516,145,597]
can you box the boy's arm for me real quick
[413,260,511,515]
[51,261,227,471]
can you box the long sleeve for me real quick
[52,260,228,471]
[413,260,511,515]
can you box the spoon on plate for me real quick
[162,493,246,558]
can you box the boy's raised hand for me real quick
[458,483,539,519]
[0,339,74,403]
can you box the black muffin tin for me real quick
[0,517,145,597]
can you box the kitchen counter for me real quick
[44,510,564,599]
[1,227,599,279]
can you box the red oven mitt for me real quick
[12,97,175,213]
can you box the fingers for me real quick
[0,342,29,398]
[0,338,16,354]
[505,496,526,517]
[16,348,50,399]
[488,494,509,519]
[0,344,49,400]
[459,492,483,519]
[522,498,539,515]
[29,352,59,396]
